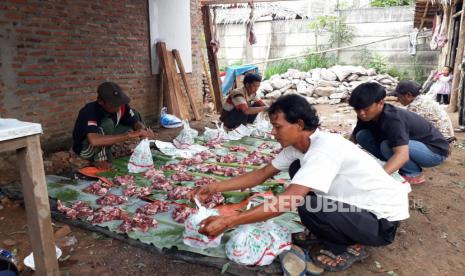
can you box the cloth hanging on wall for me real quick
[408,30,419,56]
[246,2,257,45]
[437,6,449,48]
[430,11,442,50]
[210,7,220,54]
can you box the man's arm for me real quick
[133,121,155,139]
[238,105,268,115]
[211,164,279,192]
[87,130,148,147]
[383,145,409,174]
[199,184,311,237]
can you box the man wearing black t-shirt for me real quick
[348,82,448,185]
[72,82,155,169]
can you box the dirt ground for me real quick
[1,103,465,275]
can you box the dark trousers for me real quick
[289,160,399,254]
[436,94,450,104]
[220,102,264,129]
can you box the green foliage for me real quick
[308,15,337,35]
[300,54,335,72]
[368,53,388,74]
[387,66,409,80]
[371,0,412,7]
[328,20,355,47]
[229,59,243,67]
[55,188,80,201]
[264,54,335,79]
[264,60,296,79]
[308,15,354,50]
[353,47,373,67]
[414,64,427,83]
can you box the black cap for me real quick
[97,82,130,108]
[389,80,421,97]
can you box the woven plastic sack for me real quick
[183,198,223,249]
[173,120,199,149]
[225,221,292,266]
[160,107,183,129]
[127,139,155,173]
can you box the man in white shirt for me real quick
[191,94,410,272]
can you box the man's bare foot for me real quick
[94,160,112,170]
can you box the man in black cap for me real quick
[72,81,155,169]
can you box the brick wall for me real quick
[0,0,203,152]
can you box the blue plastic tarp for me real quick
[221,65,259,95]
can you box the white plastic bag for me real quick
[173,120,199,149]
[183,198,223,249]
[226,124,252,141]
[250,112,273,138]
[160,107,183,129]
[127,139,156,173]
[203,122,228,142]
[225,221,292,266]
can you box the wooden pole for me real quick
[17,135,59,275]
[449,3,465,112]
[419,1,430,31]
[172,49,201,120]
[200,50,217,110]
[201,5,223,112]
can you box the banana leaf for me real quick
[222,191,250,204]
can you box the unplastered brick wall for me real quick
[0,0,203,152]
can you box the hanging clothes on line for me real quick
[408,30,419,56]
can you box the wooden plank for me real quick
[156,42,181,118]
[172,49,201,120]
[0,137,27,153]
[156,69,165,128]
[16,135,59,275]
[167,50,191,120]
[449,2,465,112]
[201,5,223,112]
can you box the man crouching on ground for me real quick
[72,81,155,169]
[190,94,410,272]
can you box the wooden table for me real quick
[0,119,59,275]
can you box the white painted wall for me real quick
[216,6,438,75]
[148,0,192,74]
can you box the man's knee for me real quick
[379,140,393,158]
[355,129,372,145]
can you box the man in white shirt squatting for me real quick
[190,94,410,272]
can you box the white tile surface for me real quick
[0,119,43,142]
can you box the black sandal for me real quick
[313,246,369,272]
[292,231,321,248]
